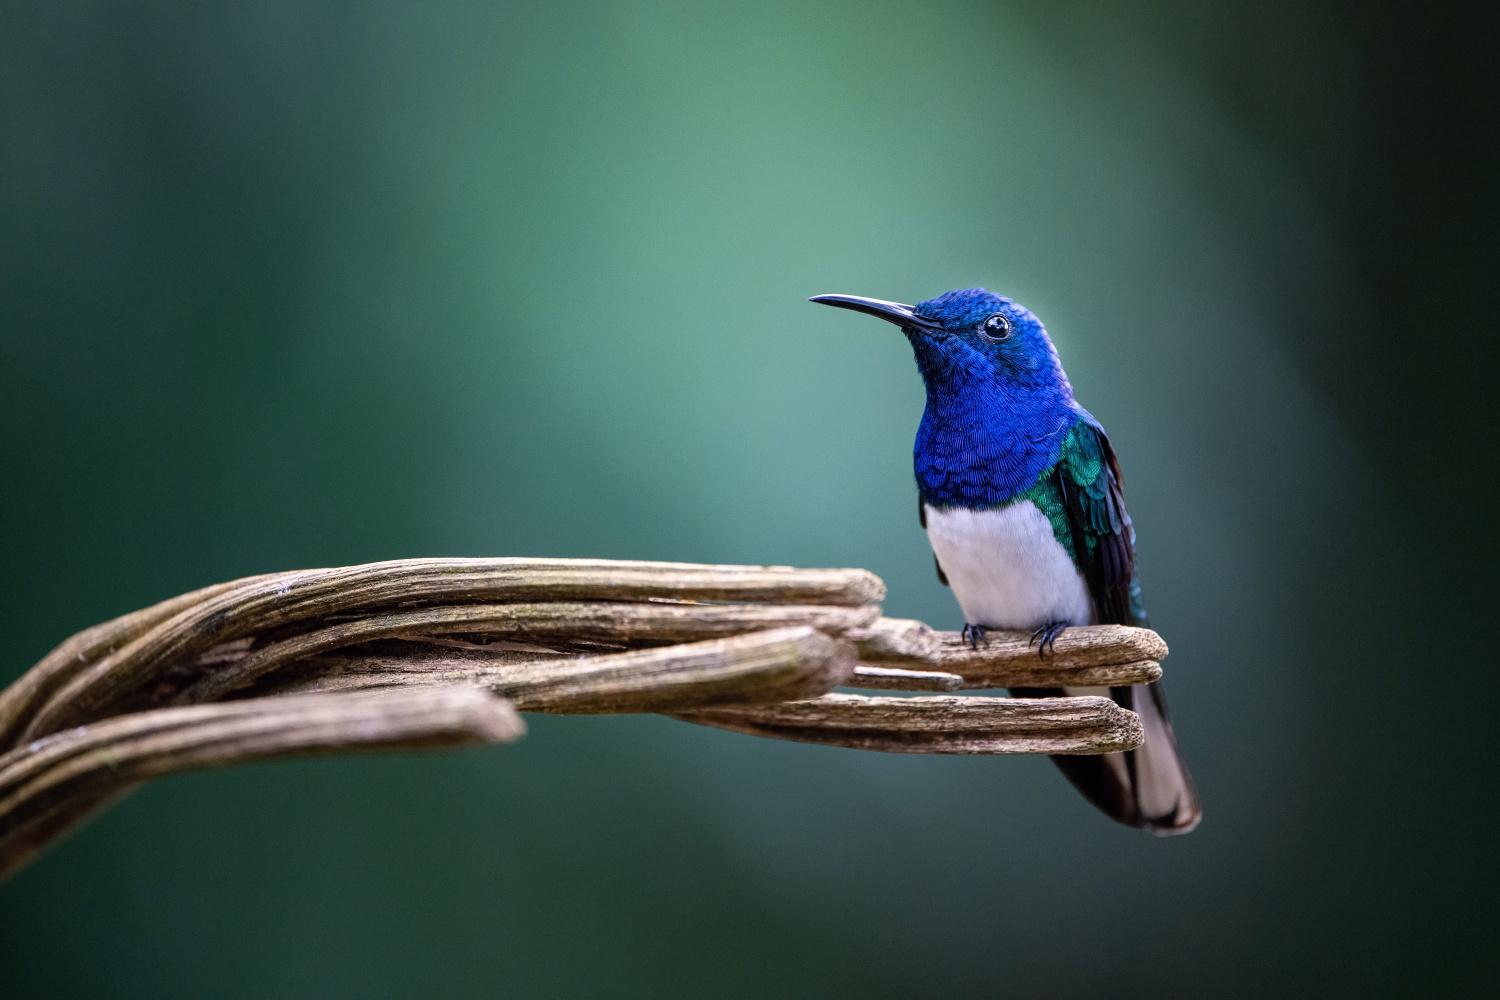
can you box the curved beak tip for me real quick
[808,293,933,331]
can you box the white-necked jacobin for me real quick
[812,287,1201,834]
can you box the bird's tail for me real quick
[1010,679,1201,834]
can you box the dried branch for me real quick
[254,627,856,714]
[848,665,965,692]
[0,688,523,878]
[0,558,1171,880]
[181,602,878,704]
[678,692,1144,754]
[4,559,883,747]
[0,577,276,753]
[852,617,1165,687]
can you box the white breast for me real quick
[924,501,1093,630]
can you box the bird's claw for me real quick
[1029,622,1068,659]
[962,623,988,650]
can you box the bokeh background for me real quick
[2,1,1495,996]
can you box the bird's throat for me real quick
[914,382,1077,508]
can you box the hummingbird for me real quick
[812,287,1201,834]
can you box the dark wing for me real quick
[1055,419,1144,627]
[1014,417,1201,834]
[920,496,949,586]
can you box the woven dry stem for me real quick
[0,557,1169,880]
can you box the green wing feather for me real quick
[1020,419,1148,627]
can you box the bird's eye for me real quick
[979,313,1012,342]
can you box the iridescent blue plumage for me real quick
[907,289,1081,507]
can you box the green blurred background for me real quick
[2,1,1495,995]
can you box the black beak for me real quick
[809,294,942,333]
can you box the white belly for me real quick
[924,501,1093,630]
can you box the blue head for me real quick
[811,287,1082,506]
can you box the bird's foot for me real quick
[1029,621,1069,659]
[961,623,989,650]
